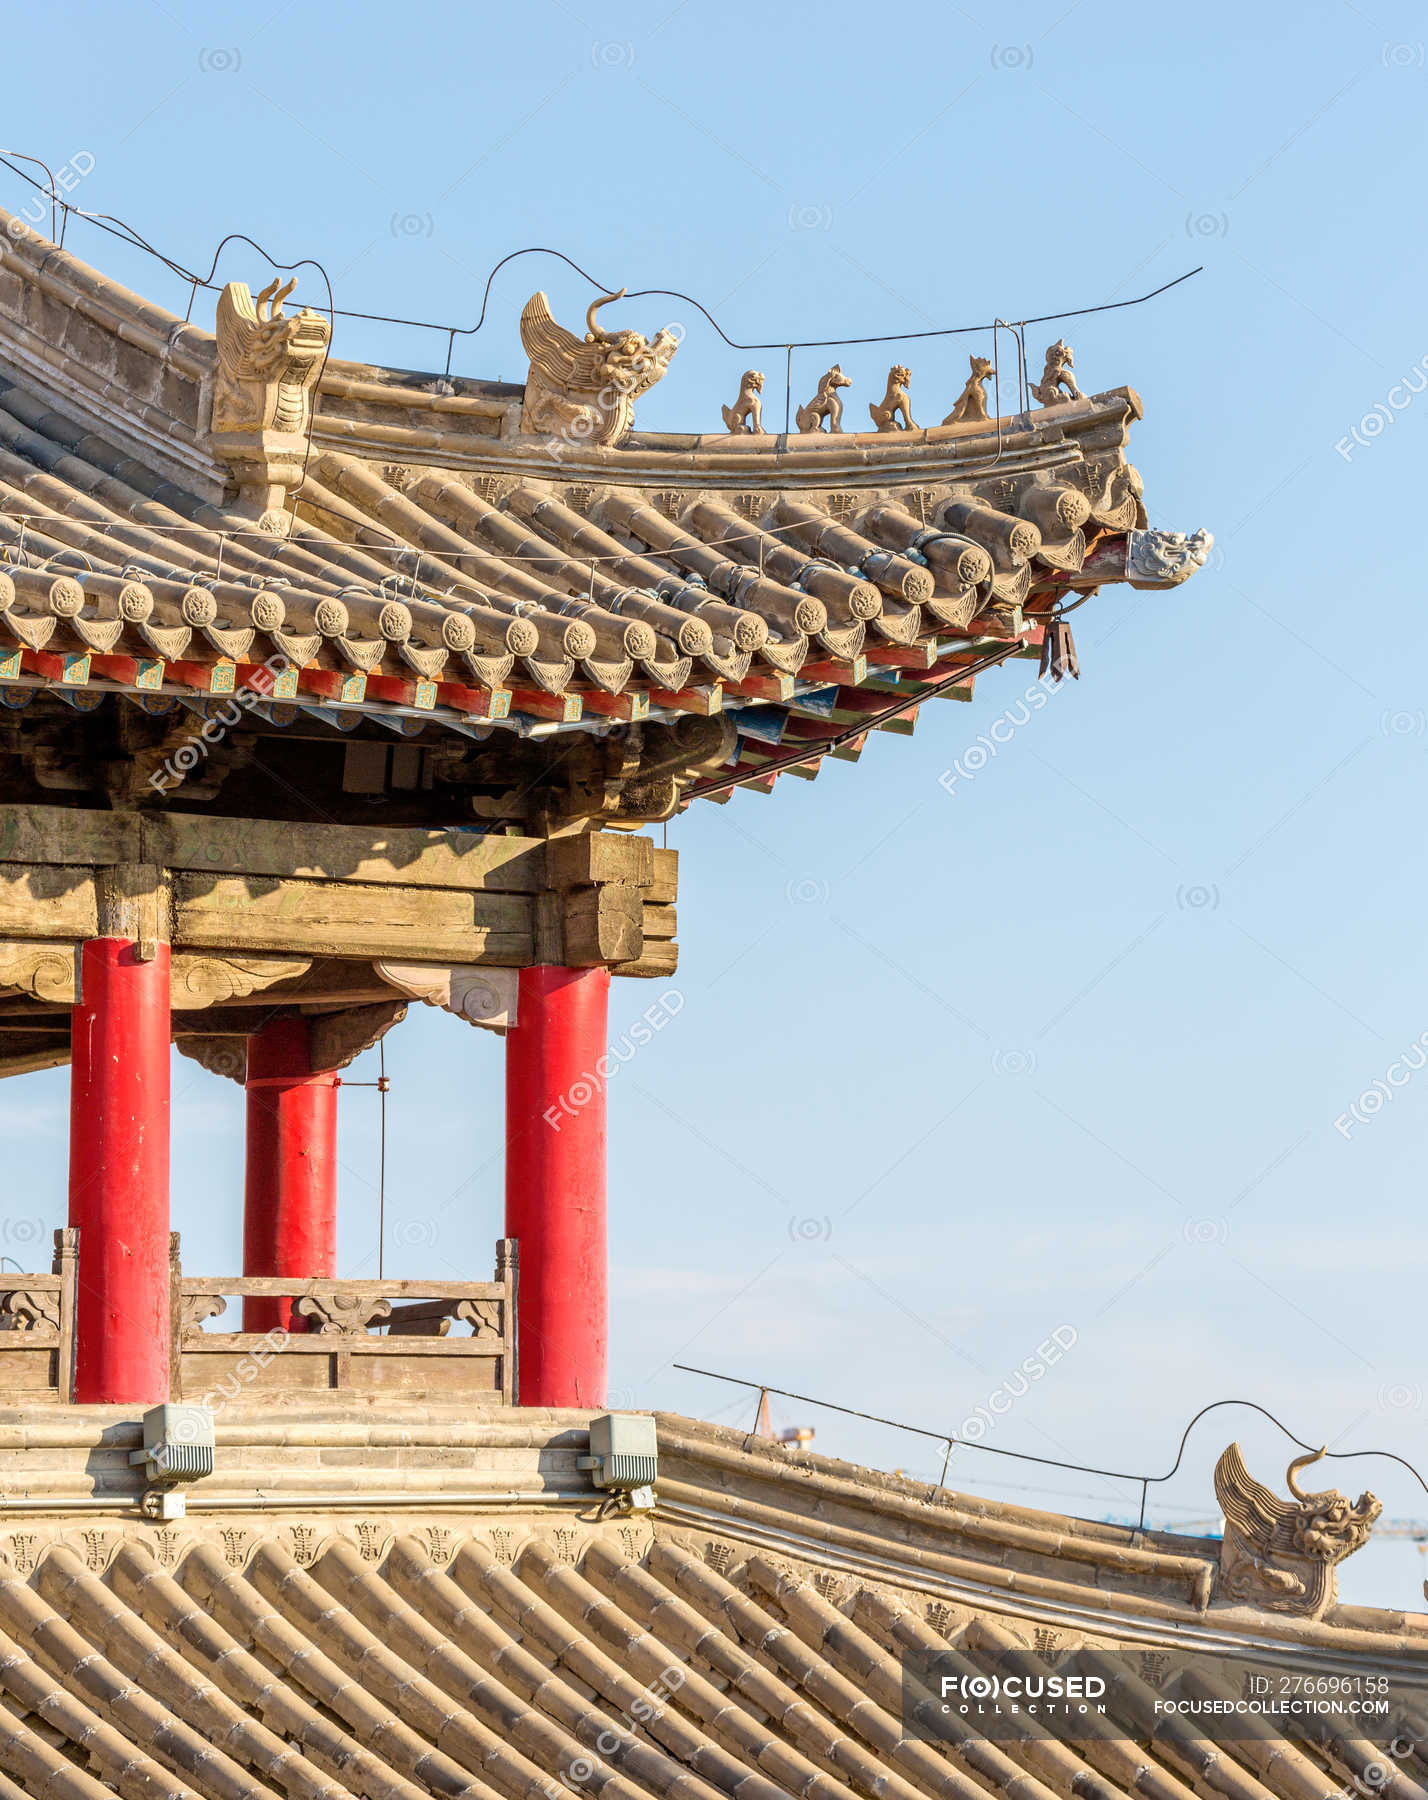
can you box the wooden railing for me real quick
[0,1232,517,1405]
[0,1229,76,1402]
[170,1235,518,1406]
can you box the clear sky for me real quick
[4,0,1427,1607]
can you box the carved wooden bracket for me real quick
[295,1290,393,1336]
[170,954,313,1010]
[0,941,81,1005]
[173,1002,405,1087]
[0,1289,59,1332]
[174,1037,248,1085]
[182,1293,227,1332]
[453,1297,504,1342]
[308,1000,407,1073]
[374,963,517,1032]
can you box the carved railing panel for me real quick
[0,1233,517,1406]
[169,1235,517,1406]
[0,1229,76,1400]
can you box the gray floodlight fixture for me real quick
[579,1412,658,1498]
[128,1403,215,1518]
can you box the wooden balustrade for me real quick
[0,1229,76,1402]
[170,1234,518,1405]
[0,1232,517,1404]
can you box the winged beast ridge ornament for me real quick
[520,287,679,447]
[210,277,331,524]
[213,278,330,437]
[1213,1442,1380,1618]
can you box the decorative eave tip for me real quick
[1125,526,1213,588]
[1078,526,1213,591]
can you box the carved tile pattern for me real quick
[552,1528,579,1564]
[1033,1627,1060,1656]
[489,1527,517,1564]
[7,1533,36,1575]
[82,1531,108,1573]
[924,1601,951,1635]
[703,1541,734,1576]
[650,490,684,519]
[356,1521,385,1563]
[152,1529,180,1569]
[220,1528,248,1569]
[289,1524,317,1567]
[824,492,857,524]
[424,1526,453,1565]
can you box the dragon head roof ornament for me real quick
[1214,1442,1382,1618]
[519,287,679,449]
[209,277,331,528]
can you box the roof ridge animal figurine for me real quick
[1030,339,1084,406]
[520,288,678,447]
[943,355,993,425]
[721,370,764,434]
[210,277,332,523]
[795,365,851,433]
[212,277,330,438]
[1214,1442,1381,1618]
[869,365,916,432]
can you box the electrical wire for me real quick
[673,1364,1428,1531]
[0,154,1131,795]
[0,151,1202,362]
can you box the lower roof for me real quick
[0,1406,1418,1800]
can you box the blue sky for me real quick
[4,0,1427,1604]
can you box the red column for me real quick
[505,965,609,1408]
[243,1017,338,1333]
[68,938,171,1405]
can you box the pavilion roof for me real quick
[0,212,1208,810]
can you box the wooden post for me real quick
[497,1235,519,1406]
[504,966,608,1409]
[168,1231,184,1401]
[53,1227,77,1404]
[68,937,171,1404]
[243,1016,338,1334]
